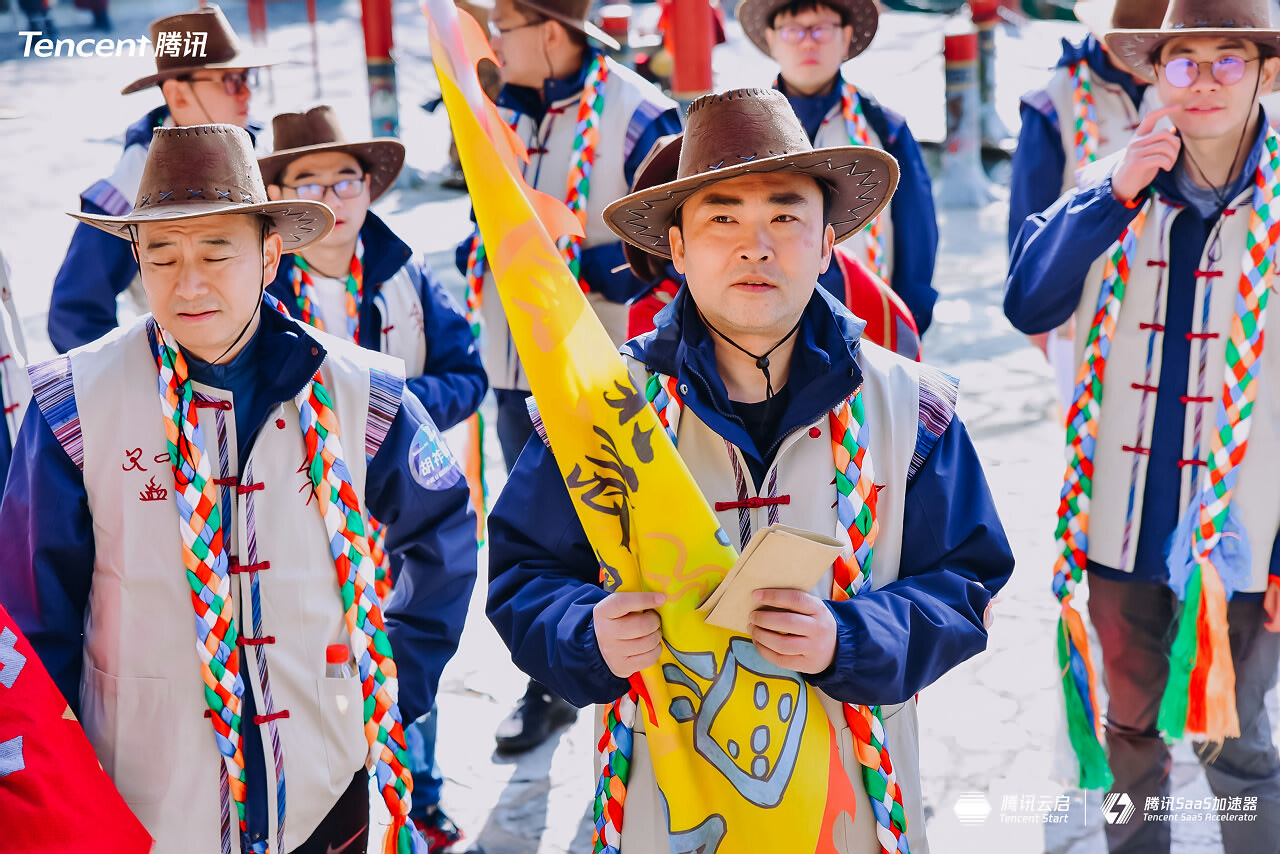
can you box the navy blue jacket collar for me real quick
[1058,34,1146,107]
[174,301,326,406]
[775,73,842,142]
[1150,108,1267,210]
[274,210,412,297]
[623,285,867,463]
[497,48,604,122]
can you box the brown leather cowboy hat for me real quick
[257,106,406,203]
[603,88,898,260]
[512,0,620,51]
[1105,0,1280,86]
[122,5,281,95]
[622,133,683,282]
[1074,0,1169,37]
[71,125,333,252]
[737,0,878,61]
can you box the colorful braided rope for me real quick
[840,80,889,282]
[831,393,909,854]
[597,374,908,854]
[464,54,607,309]
[153,325,250,842]
[289,240,393,595]
[291,238,365,343]
[1068,61,1099,174]
[1053,199,1148,790]
[152,305,419,854]
[1158,129,1280,742]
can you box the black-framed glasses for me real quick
[183,69,251,96]
[771,23,843,44]
[1160,56,1260,88]
[285,176,366,201]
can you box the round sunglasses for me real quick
[1159,55,1261,88]
[771,23,844,44]
[285,177,366,201]
[182,70,252,97]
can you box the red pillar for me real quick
[361,0,400,138]
[669,0,713,101]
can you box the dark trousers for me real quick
[1087,573,1280,854]
[281,769,369,854]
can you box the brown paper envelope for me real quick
[699,525,845,635]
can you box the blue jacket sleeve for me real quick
[371,388,478,723]
[623,106,683,187]
[580,241,655,305]
[48,202,137,354]
[808,417,1014,706]
[1004,175,1140,335]
[405,262,488,431]
[1008,102,1068,254]
[883,121,939,336]
[486,436,632,707]
[0,404,95,712]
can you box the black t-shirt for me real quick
[729,384,791,489]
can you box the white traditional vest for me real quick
[812,83,896,284]
[587,343,953,854]
[1042,62,1162,193]
[480,58,677,391]
[372,263,430,377]
[49,318,403,853]
[1073,189,1280,592]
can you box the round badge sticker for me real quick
[408,418,463,491]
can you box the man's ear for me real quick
[266,184,283,202]
[159,78,187,113]
[1262,56,1280,93]
[818,223,835,274]
[262,231,284,281]
[669,224,686,275]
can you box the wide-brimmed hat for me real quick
[513,0,620,51]
[257,106,405,203]
[71,124,334,253]
[738,0,878,61]
[1105,0,1280,85]
[623,134,683,282]
[1074,0,1169,37]
[603,88,898,260]
[122,5,281,95]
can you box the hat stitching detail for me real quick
[217,190,232,200]
[158,191,173,202]
[139,195,151,207]
[188,189,204,199]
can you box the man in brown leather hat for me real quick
[0,123,477,854]
[1008,1,1280,849]
[456,0,683,754]
[48,4,278,356]
[488,87,1013,854]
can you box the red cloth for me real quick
[627,277,681,339]
[834,247,922,361]
[0,602,152,854]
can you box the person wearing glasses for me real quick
[736,0,938,336]
[1006,2,1280,849]
[47,5,275,355]
[451,0,681,756]
[259,106,486,853]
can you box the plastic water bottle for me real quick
[325,644,353,679]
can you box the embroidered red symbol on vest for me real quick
[153,452,171,464]
[139,476,167,502]
[122,448,147,472]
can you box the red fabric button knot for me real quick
[809,427,822,438]
[275,418,286,429]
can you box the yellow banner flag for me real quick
[422,5,860,850]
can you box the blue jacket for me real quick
[0,304,477,847]
[268,211,487,431]
[48,108,263,353]
[781,79,940,335]
[453,48,684,304]
[1007,35,1148,252]
[1004,118,1280,594]
[486,285,1014,709]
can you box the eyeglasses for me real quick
[285,177,366,201]
[1160,56,1260,88]
[771,23,844,44]
[488,17,544,37]
[183,69,251,97]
